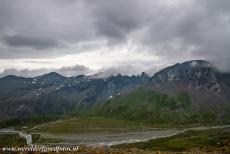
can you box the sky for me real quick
[0,0,230,77]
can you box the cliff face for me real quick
[152,60,220,92]
[150,60,230,115]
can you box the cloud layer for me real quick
[0,64,93,77]
[0,0,230,76]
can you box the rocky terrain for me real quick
[0,60,230,126]
[0,72,149,121]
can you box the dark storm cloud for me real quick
[87,0,149,44]
[140,0,230,71]
[3,34,61,49]
[0,0,94,56]
[88,0,230,71]
[0,0,230,72]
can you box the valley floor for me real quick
[115,126,230,153]
[1,117,230,153]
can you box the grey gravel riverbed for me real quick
[1,125,230,147]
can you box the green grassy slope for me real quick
[0,116,59,129]
[88,87,190,125]
[86,87,225,126]
[29,117,155,134]
[115,127,230,152]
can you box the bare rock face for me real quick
[152,60,221,93]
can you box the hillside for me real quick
[0,73,149,122]
[0,60,230,127]
[88,87,192,125]
[87,86,230,126]
[86,60,230,126]
[115,126,230,153]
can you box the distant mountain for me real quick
[0,60,230,126]
[0,71,150,121]
[150,60,230,114]
[89,60,230,125]
[152,60,220,92]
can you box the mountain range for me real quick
[0,60,230,126]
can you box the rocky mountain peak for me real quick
[141,72,148,77]
[152,60,220,93]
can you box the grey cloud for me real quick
[0,64,94,78]
[25,60,51,64]
[0,68,48,78]
[141,0,230,71]
[0,64,151,78]
[97,64,149,78]
[56,65,93,77]
[0,0,230,72]
[88,0,146,44]
[3,34,61,49]
[0,0,94,55]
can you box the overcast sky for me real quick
[0,0,230,77]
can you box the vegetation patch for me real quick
[29,117,155,134]
[115,127,230,152]
[0,133,26,147]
